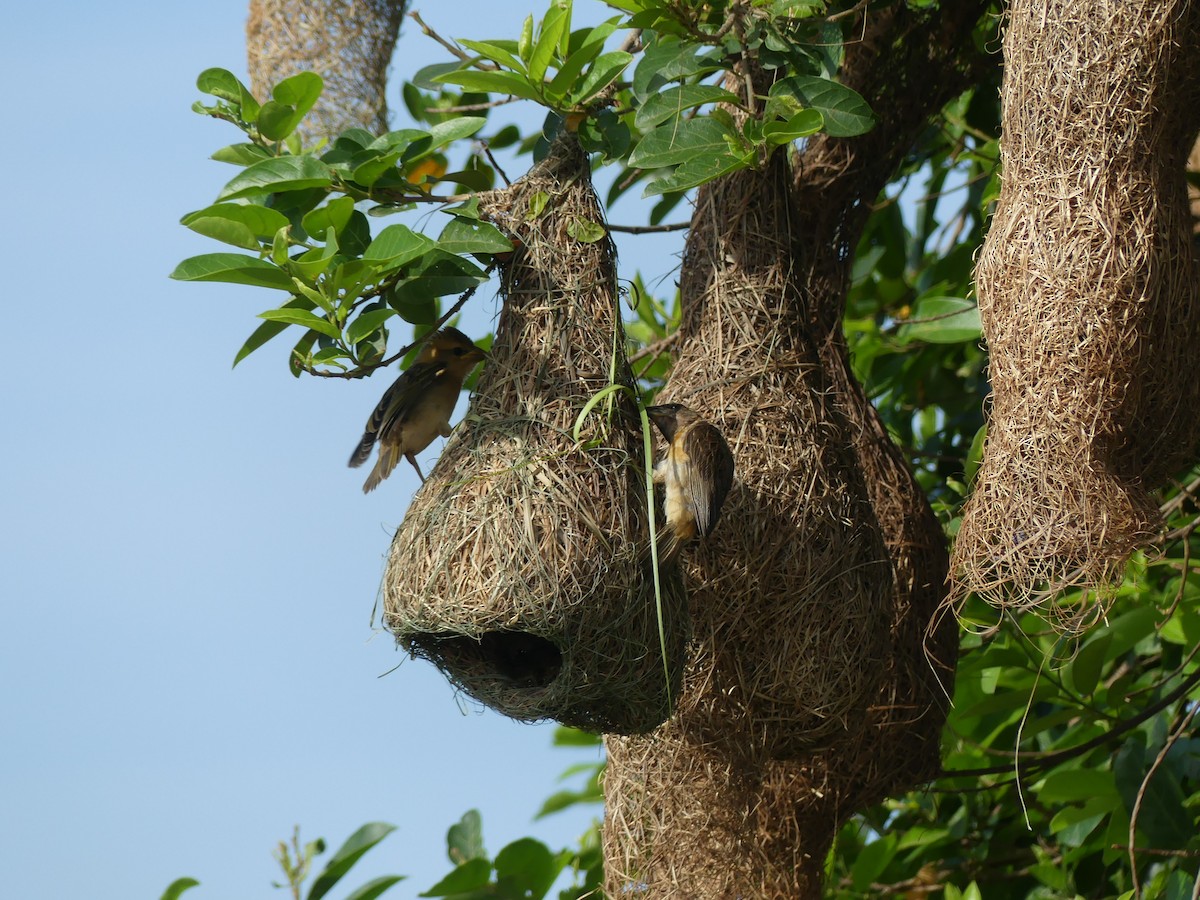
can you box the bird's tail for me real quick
[640,530,685,569]
[348,432,376,468]
[361,446,398,493]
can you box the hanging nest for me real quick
[382,136,686,734]
[654,154,892,757]
[246,0,407,141]
[952,0,1200,622]
[605,152,893,897]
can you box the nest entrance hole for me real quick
[413,631,564,690]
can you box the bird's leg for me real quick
[406,453,426,482]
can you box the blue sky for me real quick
[0,2,686,897]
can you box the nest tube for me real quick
[246,0,407,140]
[382,136,686,734]
[952,0,1200,622]
[604,153,895,898]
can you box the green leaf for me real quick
[552,726,601,746]
[850,834,898,891]
[181,203,292,250]
[1049,797,1111,847]
[519,14,535,63]
[458,38,528,73]
[412,61,466,90]
[346,308,398,344]
[211,142,272,165]
[494,838,562,900]
[546,37,606,102]
[421,117,488,157]
[258,72,323,141]
[419,858,491,897]
[350,150,403,188]
[574,51,633,104]
[364,224,437,266]
[1037,769,1119,804]
[308,822,398,900]
[530,3,570,86]
[342,875,406,900]
[632,38,723,101]
[447,809,486,864]
[630,117,739,169]
[171,253,294,290]
[760,109,825,146]
[643,149,751,196]
[158,877,200,900]
[196,68,260,120]
[391,251,489,315]
[302,196,356,238]
[257,307,341,340]
[527,191,550,219]
[1068,631,1113,696]
[536,788,599,818]
[435,69,543,103]
[217,156,334,201]
[438,217,513,255]
[566,218,607,243]
[634,84,740,131]
[231,295,315,367]
[1116,744,1193,849]
[769,75,875,137]
[896,297,981,345]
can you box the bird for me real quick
[645,403,735,563]
[348,326,486,493]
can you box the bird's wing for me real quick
[347,361,447,467]
[374,361,447,431]
[682,422,735,536]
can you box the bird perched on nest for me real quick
[646,403,735,563]
[348,326,486,492]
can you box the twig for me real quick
[1130,703,1198,899]
[628,332,679,366]
[300,268,494,380]
[409,10,475,64]
[826,0,870,23]
[1111,846,1200,859]
[480,141,511,187]
[607,221,691,234]
[939,663,1200,781]
[434,97,522,114]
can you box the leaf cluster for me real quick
[177,0,880,377]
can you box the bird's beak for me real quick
[645,406,675,440]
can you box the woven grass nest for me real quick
[382,136,686,734]
[604,154,952,898]
[246,0,406,140]
[655,155,893,757]
[952,0,1200,623]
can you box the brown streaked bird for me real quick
[348,327,486,493]
[646,403,735,563]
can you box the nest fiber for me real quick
[656,155,891,756]
[605,154,895,898]
[383,136,685,734]
[246,0,406,140]
[953,0,1200,618]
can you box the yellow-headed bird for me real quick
[348,327,486,492]
[646,403,735,563]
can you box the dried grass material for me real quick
[952,0,1200,618]
[804,332,956,806]
[604,153,892,897]
[660,155,892,757]
[604,724,829,899]
[382,136,686,734]
[246,0,406,140]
